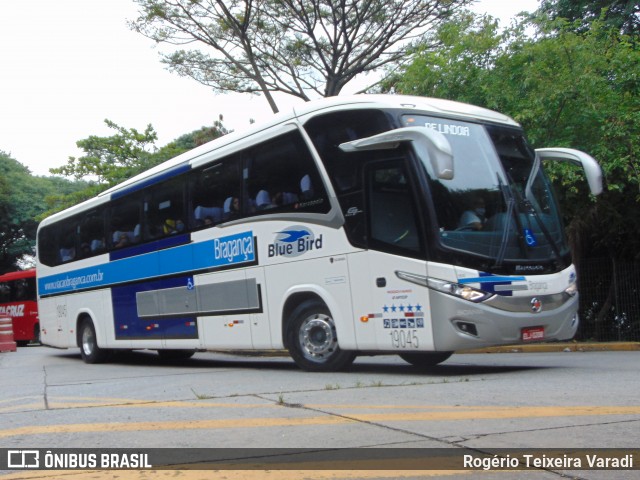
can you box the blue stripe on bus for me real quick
[110,164,192,200]
[458,276,526,284]
[458,273,526,297]
[38,230,256,296]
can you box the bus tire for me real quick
[399,352,453,368]
[79,318,109,364]
[286,300,355,372]
[34,324,40,344]
[157,349,195,360]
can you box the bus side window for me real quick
[37,226,59,266]
[109,195,142,249]
[189,156,242,228]
[79,209,106,257]
[58,222,78,263]
[244,130,330,217]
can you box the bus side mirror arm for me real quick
[339,127,454,180]
[536,147,603,196]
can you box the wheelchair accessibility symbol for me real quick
[186,278,194,290]
[524,228,538,247]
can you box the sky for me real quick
[0,0,540,177]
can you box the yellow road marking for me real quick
[47,399,274,409]
[0,415,352,438]
[1,405,639,439]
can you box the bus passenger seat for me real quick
[300,174,314,200]
[256,190,273,210]
[59,248,75,262]
[194,206,223,225]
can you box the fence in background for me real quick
[576,257,640,341]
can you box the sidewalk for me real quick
[462,342,640,354]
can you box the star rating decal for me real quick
[382,303,423,313]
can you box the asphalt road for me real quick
[1,345,639,479]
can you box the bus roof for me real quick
[0,269,36,282]
[39,94,519,226]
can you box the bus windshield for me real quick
[403,114,569,271]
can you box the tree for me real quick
[50,119,159,187]
[380,12,504,106]
[45,118,230,218]
[0,152,84,272]
[539,0,640,36]
[130,0,472,113]
[152,116,229,163]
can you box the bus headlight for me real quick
[427,278,493,303]
[395,271,493,303]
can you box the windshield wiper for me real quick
[494,174,519,269]
[523,152,566,269]
[522,197,566,269]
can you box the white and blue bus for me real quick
[36,95,602,371]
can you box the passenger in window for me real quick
[115,232,131,248]
[458,197,486,231]
[203,216,214,227]
[175,219,185,233]
[224,196,241,220]
[163,219,177,235]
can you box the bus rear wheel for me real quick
[286,300,355,372]
[399,352,453,368]
[79,318,110,364]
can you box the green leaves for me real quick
[0,152,86,272]
[49,119,158,187]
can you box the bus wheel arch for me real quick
[77,315,110,364]
[399,351,453,368]
[283,294,355,372]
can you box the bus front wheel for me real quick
[399,352,453,368]
[286,300,355,372]
[79,318,110,364]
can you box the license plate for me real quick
[522,326,544,342]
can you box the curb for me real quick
[460,342,640,354]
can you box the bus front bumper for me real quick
[429,290,579,352]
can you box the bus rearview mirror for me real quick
[535,148,603,196]
[339,127,454,180]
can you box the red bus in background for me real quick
[0,269,39,346]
